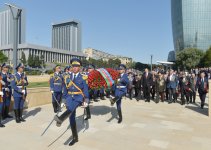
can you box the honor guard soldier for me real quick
[11,63,28,123]
[50,65,63,113]
[82,64,97,120]
[1,63,13,119]
[87,64,98,102]
[110,64,129,123]
[54,58,89,146]
[63,66,70,77]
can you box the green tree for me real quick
[0,51,8,63]
[135,62,149,71]
[126,61,136,69]
[201,46,211,67]
[28,53,34,67]
[176,48,204,70]
[34,55,41,68]
[20,51,27,65]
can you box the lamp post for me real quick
[5,3,22,73]
[150,54,153,71]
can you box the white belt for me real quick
[54,83,62,85]
[17,86,22,88]
[117,86,126,89]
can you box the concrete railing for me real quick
[9,87,52,110]
[25,87,51,108]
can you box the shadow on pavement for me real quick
[90,105,118,122]
[23,107,42,119]
[185,105,208,116]
[2,117,13,124]
[3,107,42,124]
[91,105,116,116]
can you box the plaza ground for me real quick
[1,96,211,150]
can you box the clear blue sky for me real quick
[2,0,174,64]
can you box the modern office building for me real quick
[0,6,25,47]
[52,20,81,52]
[0,43,86,65]
[171,0,211,51]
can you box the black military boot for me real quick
[106,90,110,98]
[4,106,13,119]
[110,96,119,106]
[19,109,26,122]
[190,97,192,103]
[117,109,122,124]
[100,93,106,100]
[69,122,78,146]
[54,110,71,127]
[84,106,91,120]
[14,110,20,123]
[52,102,57,113]
[193,95,196,103]
[0,114,5,127]
[93,94,98,102]
[186,97,190,104]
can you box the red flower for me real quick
[88,68,119,90]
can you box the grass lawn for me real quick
[27,81,49,88]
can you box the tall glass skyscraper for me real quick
[171,0,211,51]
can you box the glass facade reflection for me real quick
[171,0,211,51]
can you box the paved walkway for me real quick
[1,96,211,150]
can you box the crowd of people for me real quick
[125,68,209,109]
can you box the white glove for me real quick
[61,103,66,108]
[0,91,4,96]
[81,102,88,108]
[5,88,9,92]
[117,79,120,82]
[51,91,54,94]
[0,80,5,85]
[7,78,11,82]
[22,90,26,95]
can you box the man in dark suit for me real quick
[196,71,209,109]
[166,69,178,104]
[141,68,153,102]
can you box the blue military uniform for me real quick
[110,64,129,123]
[54,58,89,146]
[1,63,13,119]
[87,64,98,102]
[63,66,71,77]
[50,66,64,113]
[11,63,28,123]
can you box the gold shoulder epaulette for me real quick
[50,73,54,78]
[82,75,88,80]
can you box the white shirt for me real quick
[72,72,79,80]
[169,75,172,81]
[17,72,22,77]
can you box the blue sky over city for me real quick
[2,0,174,64]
